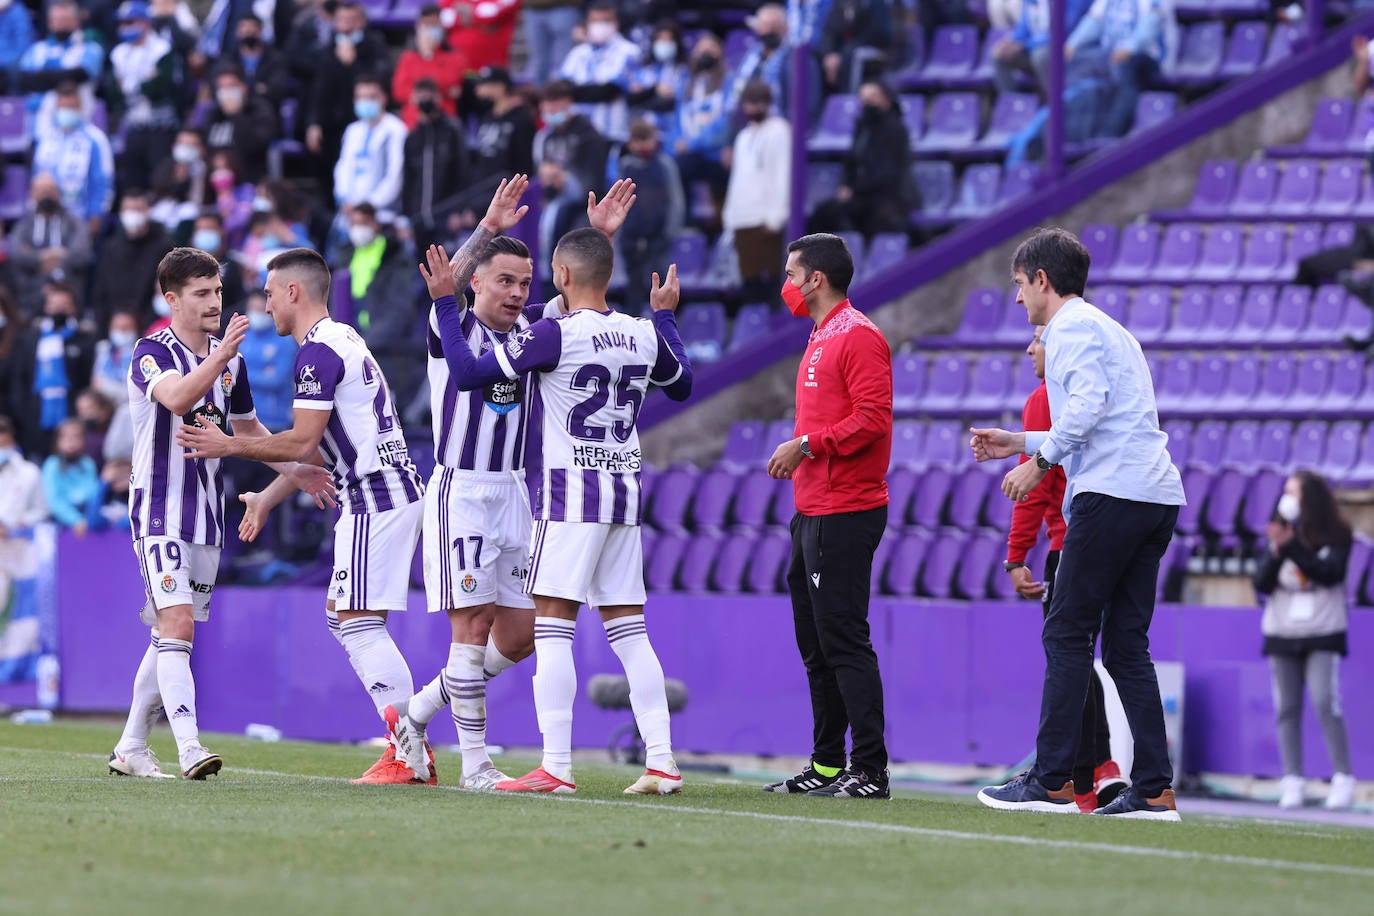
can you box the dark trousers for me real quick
[1295,225,1374,287]
[787,506,889,774]
[1031,493,1177,796]
[1043,549,1113,792]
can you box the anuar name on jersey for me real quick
[293,317,423,514]
[127,329,256,547]
[491,309,686,526]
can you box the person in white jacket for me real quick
[722,80,791,304]
[333,74,408,223]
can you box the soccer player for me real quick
[424,224,692,795]
[387,175,639,790]
[110,247,333,780]
[177,248,428,785]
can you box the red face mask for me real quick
[781,276,811,317]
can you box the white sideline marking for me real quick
[5,744,1372,880]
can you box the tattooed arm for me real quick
[448,174,531,292]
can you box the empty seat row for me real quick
[1095,218,1356,283]
[1270,95,1374,158]
[911,160,1039,226]
[1159,158,1374,222]
[1165,417,1374,485]
[1150,350,1374,419]
[809,91,1040,157]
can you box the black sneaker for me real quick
[1091,787,1181,822]
[762,761,842,794]
[805,767,890,799]
[976,770,1077,814]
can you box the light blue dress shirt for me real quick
[1023,297,1185,511]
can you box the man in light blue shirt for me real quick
[970,227,1186,822]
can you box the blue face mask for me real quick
[354,99,382,121]
[192,229,222,253]
[544,110,568,127]
[347,29,364,44]
[0,448,15,466]
[55,108,81,130]
[248,311,273,331]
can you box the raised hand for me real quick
[479,174,531,234]
[218,313,250,361]
[649,263,679,313]
[176,416,234,459]
[239,491,269,543]
[420,244,457,301]
[588,178,638,238]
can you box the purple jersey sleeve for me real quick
[228,356,256,419]
[649,311,692,401]
[131,338,179,401]
[292,340,345,410]
[496,317,563,378]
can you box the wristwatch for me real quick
[1002,561,1026,572]
[1033,450,1056,472]
[799,435,814,459]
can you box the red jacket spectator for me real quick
[392,44,468,129]
[791,301,892,516]
[439,0,521,72]
[1007,381,1067,563]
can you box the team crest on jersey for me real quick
[460,574,477,593]
[140,354,160,380]
[220,370,233,397]
[297,364,322,397]
[160,575,176,594]
[483,377,524,415]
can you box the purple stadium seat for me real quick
[892,353,928,415]
[645,531,687,591]
[1187,355,1229,413]
[891,24,928,90]
[1202,469,1246,537]
[1103,223,1159,282]
[1270,159,1321,216]
[1132,92,1178,134]
[964,27,1010,85]
[919,533,966,599]
[645,466,699,533]
[863,233,909,280]
[1235,224,1285,282]
[677,532,725,591]
[1352,423,1374,485]
[1010,350,1038,405]
[1185,160,1239,217]
[730,469,779,529]
[1162,420,1193,468]
[1290,419,1328,470]
[1081,223,1118,272]
[883,531,931,596]
[1257,353,1298,412]
[1198,284,1243,343]
[944,468,991,530]
[1167,21,1225,84]
[1328,353,1366,410]
[744,529,790,593]
[976,93,1040,151]
[721,421,768,468]
[727,303,774,352]
[993,289,1033,344]
[1313,159,1362,217]
[1257,419,1293,469]
[954,532,999,600]
[999,162,1039,205]
[1290,353,1334,412]
[1346,535,1372,607]
[690,468,741,532]
[670,232,709,284]
[963,353,1014,414]
[809,94,860,154]
[1263,22,1303,68]
[766,474,796,526]
[916,92,981,153]
[1165,285,1209,344]
[709,531,755,592]
[923,353,970,412]
[0,97,26,155]
[924,421,967,468]
[1092,285,1130,324]
[917,25,979,84]
[949,163,1002,219]
[1221,420,1260,468]
[1301,285,1348,344]
[1219,20,1269,80]
[1278,96,1353,156]
[1324,221,1356,249]
[837,232,867,276]
[1175,467,1213,537]
[1341,293,1373,342]
[1153,223,1203,281]
[678,302,727,363]
[1270,285,1311,341]
[911,160,956,220]
[870,537,895,592]
[900,94,926,148]
[1189,420,1227,470]
[1321,419,1362,483]
[891,421,925,471]
[887,466,918,527]
[1278,222,1323,280]
[1348,96,1374,156]
[911,466,952,529]
[1192,223,1244,281]
[1129,284,1173,344]
[1220,353,1262,411]
[805,162,844,214]
[1240,468,1285,536]
[1154,354,1195,415]
[1229,159,1279,216]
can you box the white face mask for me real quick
[1277,493,1300,524]
[348,224,377,248]
[248,311,273,331]
[652,40,677,63]
[109,329,137,348]
[172,143,201,164]
[120,210,148,234]
[587,21,616,45]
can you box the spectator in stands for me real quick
[237,202,312,280]
[810,80,912,239]
[334,74,408,223]
[149,128,210,232]
[1065,0,1176,139]
[523,0,580,85]
[237,290,296,432]
[819,0,896,94]
[0,417,48,544]
[12,281,95,456]
[192,209,248,311]
[108,1,179,190]
[91,455,133,532]
[626,18,685,136]
[466,65,536,193]
[0,0,35,93]
[733,4,803,117]
[6,174,93,315]
[393,5,466,130]
[91,308,140,406]
[987,0,1024,28]
[305,1,390,198]
[403,77,468,252]
[439,0,520,72]
[614,119,683,314]
[0,287,20,419]
[73,386,114,463]
[788,0,836,48]
[535,79,610,198]
[283,0,335,101]
[16,0,104,145]
[232,12,292,108]
[535,157,590,299]
[41,417,97,536]
[341,202,421,404]
[671,33,730,228]
[203,64,279,184]
[148,0,201,113]
[255,176,315,244]
[31,82,116,236]
[89,189,172,329]
[1253,471,1356,811]
[994,0,1092,98]
[207,149,257,243]
[723,81,791,305]
[558,1,641,143]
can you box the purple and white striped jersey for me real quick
[293,317,424,515]
[493,309,686,525]
[127,329,256,547]
[426,299,557,472]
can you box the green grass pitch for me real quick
[2,721,1372,915]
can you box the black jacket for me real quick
[535,114,609,197]
[469,106,537,186]
[89,225,174,329]
[309,29,391,133]
[204,94,280,183]
[403,115,468,228]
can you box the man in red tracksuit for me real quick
[1004,325,1127,812]
[765,233,893,799]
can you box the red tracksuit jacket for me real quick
[1007,381,1067,563]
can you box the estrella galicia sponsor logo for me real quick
[296,363,322,397]
[483,377,524,415]
[185,402,226,433]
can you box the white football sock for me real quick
[408,672,447,727]
[604,615,674,771]
[338,616,413,715]
[532,617,577,781]
[116,630,163,753]
[156,637,201,755]
[444,643,490,777]
[483,633,518,680]
[327,607,365,678]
